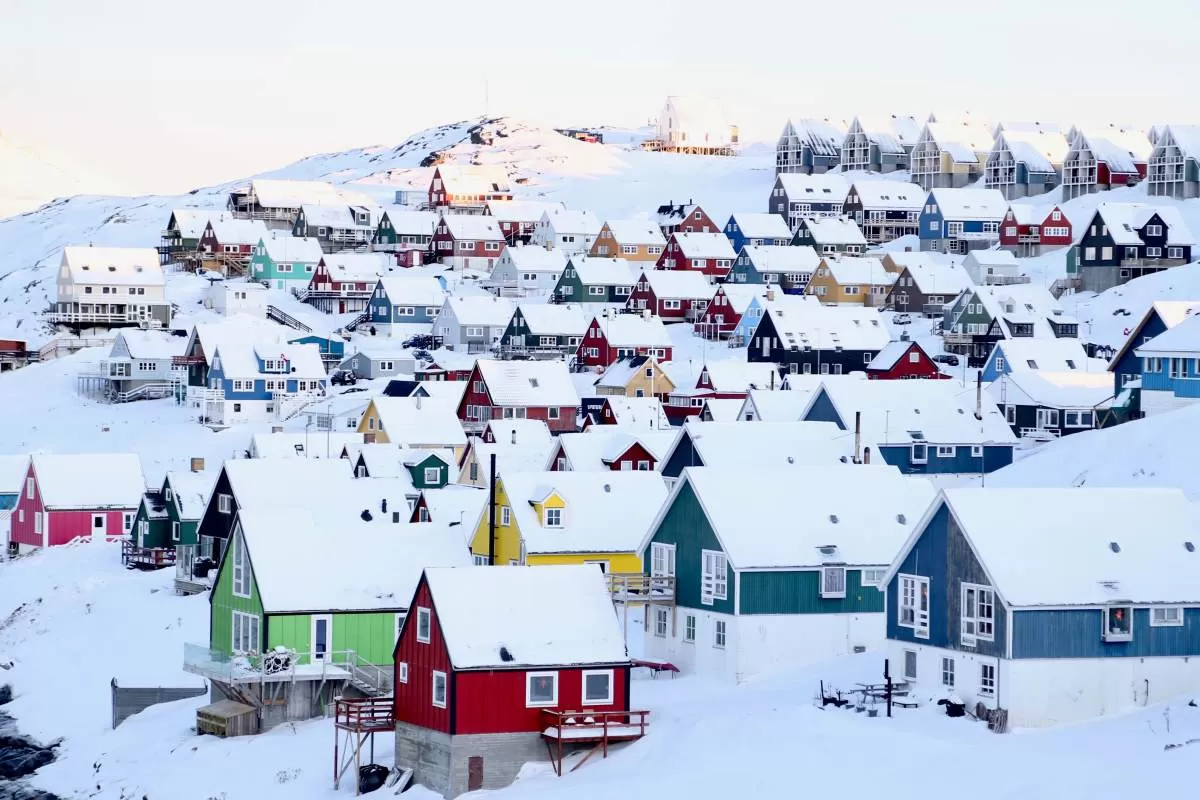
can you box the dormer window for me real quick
[1103,605,1133,642]
[544,508,563,528]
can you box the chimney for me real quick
[190,457,205,473]
[863,446,871,465]
[416,394,422,409]
[544,239,553,251]
[854,411,862,464]
[765,287,775,302]
[975,373,983,421]
[272,425,283,433]
[381,498,388,513]
[511,429,517,445]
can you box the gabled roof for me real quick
[476,360,578,406]
[376,275,446,306]
[60,247,165,287]
[370,397,467,448]
[250,432,363,460]
[510,303,589,336]
[222,458,350,511]
[209,217,269,245]
[1158,124,1200,158]
[30,453,145,510]
[986,369,1112,408]
[699,360,779,392]
[435,165,512,196]
[896,259,974,295]
[1108,301,1200,370]
[167,208,223,239]
[991,338,1095,372]
[566,256,637,287]
[249,179,371,209]
[663,465,934,569]
[700,398,744,422]
[671,232,737,260]
[379,207,438,236]
[738,389,812,422]
[540,208,602,236]
[440,214,503,240]
[776,173,850,203]
[601,396,671,429]
[601,219,666,246]
[993,130,1068,173]
[783,118,844,156]
[973,284,1074,340]
[639,269,713,299]
[739,244,821,274]
[818,256,896,287]
[1136,311,1200,356]
[799,217,868,246]
[212,342,326,381]
[964,249,1019,268]
[762,298,890,351]
[1005,203,1055,226]
[921,121,993,163]
[189,315,290,366]
[164,470,214,521]
[299,204,377,230]
[321,253,394,283]
[590,313,671,348]
[666,419,853,468]
[258,234,324,263]
[0,455,29,495]
[847,180,925,210]
[852,115,923,150]
[1093,202,1195,247]
[113,330,185,361]
[443,294,516,327]
[1071,128,1150,173]
[469,420,557,483]
[551,429,674,470]
[867,340,924,371]
[927,188,1008,221]
[727,213,791,240]
[710,284,767,315]
[594,355,666,389]
[499,244,568,272]
[485,199,565,223]
[423,564,628,669]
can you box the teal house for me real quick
[249,235,325,290]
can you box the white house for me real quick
[435,295,516,353]
[963,250,1023,285]
[52,246,171,328]
[204,281,269,317]
[79,330,186,403]
[485,245,568,297]
[654,96,738,155]
[530,209,602,256]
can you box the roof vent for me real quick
[499,646,514,663]
[603,484,611,493]
[1186,541,1195,553]
[818,545,837,555]
[108,265,116,272]
[829,514,839,524]
[1109,541,1120,553]
[361,509,373,522]
[787,456,794,464]
[529,377,539,388]
[897,513,907,525]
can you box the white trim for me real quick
[1150,606,1184,627]
[398,662,409,684]
[701,548,727,605]
[311,614,333,661]
[416,606,432,643]
[860,567,886,587]
[821,566,847,598]
[525,671,559,707]
[713,618,727,649]
[898,573,930,639]
[960,582,995,646]
[231,533,251,599]
[1103,604,1134,642]
[683,613,696,643]
[650,542,676,578]
[902,648,918,681]
[432,670,447,708]
[231,610,260,654]
[581,669,614,705]
[653,606,669,637]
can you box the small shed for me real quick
[196,699,259,738]
[205,281,269,317]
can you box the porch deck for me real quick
[542,709,650,776]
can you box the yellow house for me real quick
[357,397,468,460]
[589,220,667,262]
[805,256,899,308]
[468,471,668,573]
[593,355,675,399]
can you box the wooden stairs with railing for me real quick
[266,305,312,333]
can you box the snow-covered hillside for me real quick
[0,132,129,220]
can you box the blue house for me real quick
[203,342,328,426]
[365,275,447,337]
[917,188,1008,255]
[1134,311,1200,415]
[979,339,1097,383]
[726,245,821,295]
[0,455,27,512]
[723,213,791,253]
[882,487,1200,728]
[799,376,1016,474]
[288,335,346,370]
[1108,301,1200,393]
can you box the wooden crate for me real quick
[196,699,258,738]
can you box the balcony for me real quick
[607,573,675,605]
[942,331,975,345]
[1121,258,1188,268]
[183,644,391,695]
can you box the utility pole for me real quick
[487,453,498,565]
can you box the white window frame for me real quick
[581,669,614,705]
[903,649,917,681]
[860,568,886,587]
[941,657,955,687]
[218,493,232,514]
[936,445,955,458]
[432,670,447,708]
[416,606,432,643]
[232,536,251,598]
[650,542,676,578]
[683,613,696,643]
[231,610,260,654]
[701,549,728,605]
[960,582,995,646]
[501,506,511,526]
[525,671,559,707]
[544,507,563,528]
[423,467,441,483]
[898,574,930,639]
[653,606,668,637]
[979,663,996,697]
[398,662,409,684]
[1150,606,1184,627]
[1103,604,1134,642]
[713,619,727,649]
[821,566,847,599]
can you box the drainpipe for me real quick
[854,411,862,464]
[488,453,498,566]
[975,373,983,421]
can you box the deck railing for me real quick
[183,644,389,694]
[606,573,675,604]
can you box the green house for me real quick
[552,256,637,304]
[637,466,935,684]
[187,505,471,729]
[497,304,588,359]
[351,445,455,493]
[125,469,213,569]
[248,235,324,290]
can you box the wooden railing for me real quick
[334,696,394,732]
[541,708,650,775]
[607,573,675,604]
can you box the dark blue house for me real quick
[882,487,1200,728]
[726,245,821,294]
[723,213,791,253]
[365,275,448,335]
[917,188,1008,255]
[1133,310,1200,415]
[1108,301,1200,393]
[1075,203,1196,293]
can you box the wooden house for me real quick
[748,297,890,376]
[639,466,934,682]
[882,487,1200,728]
[431,215,506,271]
[592,355,674,400]
[127,467,212,570]
[625,270,712,321]
[884,254,974,316]
[545,429,673,472]
[998,204,1073,257]
[205,281,268,317]
[1147,124,1200,200]
[962,250,1022,286]
[291,204,379,253]
[805,256,897,307]
[248,235,324,290]
[1133,312,1200,416]
[1107,301,1200,394]
[498,304,588,360]
[199,342,327,426]
[654,201,718,238]
[9,453,145,553]
[1074,202,1195,292]
[838,116,921,173]
[303,253,394,313]
[842,180,923,244]
[455,419,556,487]
[364,275,446,337]
[768,173,850,229]
[722,212,791,252]
[942,284,1079,367]
[552,256,636,304]
[576,314,672,369]
[158,208,218,266]
[983,130,1068,199]
[456,359,579,434]
[664,362,780,424]
[726,245,821,294]
[485,245,568,297]
[791,217,868,255]
[530,209,602,256]
[694,284,766,340]
[985,369,1111,438]
[50,246,171,329]
[865,339,946,380]
[917,188,1008,254]
[392,565,635,796]
[1061,128,1151,201]
[467,471,666,571]
[775,117,843,174]
[372,208,437,258]
[736,388,816,422]
[656,421,851,486]
[485,200,567,245]
[77,329,185,404]
[657,232,737,279]
[909,120,993,190]
[196,218,269,273]
[428,165,513,211]
[357,397,468,455]
[227,179,371,229]
[434,295,516,354]
[592,396,671,429]
[588,220,666,261]
[652,95,738,155]
[337,348,415,380]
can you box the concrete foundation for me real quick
[395,722,550,798]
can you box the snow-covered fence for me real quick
[110,677,207,728]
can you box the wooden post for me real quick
[488,453,498,565]
[884,658,893,719]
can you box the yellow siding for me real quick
[527,552,643,572]
[468,479,523,564]
[356,401,390,443]
[623,362,674,398]
[457,446,486,487]
[805,269,842,304]
[589,225,661,262]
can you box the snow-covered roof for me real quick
[1136,311,1200,356]
[601,396,670,429]
[209,217,269,245]
[436,164,512,196]
[847,180,925,210]
[1004,203,1053,226]
[424,564,628,669]
[993,130,1068,173]
[379,207,438,236]
[973,284,1073,339]
[593,355,665,389]
[965,249,1019,268]
[727,213,791,240]
[807,374,1017,446]
[30,453,145,509]
[370,397,467,448]
[799,217,868,246]
[164,469,214,521]
[212,342,326,381]
[319,253,393,284]
[552,429,673,470]
[476,360,578,406]
[922,121,993,163]
[250,432,364,460]
[486,199,566,223]
[992,339,1095,372]
[376,275,446,306]
[1094,203,1195,247]
[785,118,844,156]
[672,232,737,260]
[856,115,923,149]
[1072,128,1151,173]
[1159,124,1200,157]
[259,234,324,263]
[566,256,636,287]
[469,421,558,483]
[671,465,934,568]
[440,214,503,241]
[928,188,1008,221]
[710,284,766,314]
[818,256,896,287]
[222,459,350,511]
[763,298,891,351]
[168,208,224,238]
[415,380,467,406]
[0,455,28,495]
[589,313,671,348]
[895,259,974,295]
[986,369,1113,409]
[670,419,854,467]
[443,294,516,327]
[60,247,164,287]
[867,340,921,371]
[540,208,601,236]
[939,487,1200,606]
[639,269,713,299]
[249,179,371,209]
[237,507,471,614]
[511,303,589,336]
[739,389,812,422]
[777,173,850,203]
[700,398,744,422]
[417,485,487,533]
[699,361,779,392]
[499,470,667,555]
[739,244,821,274]
[601,219,666,246]
[189,314,289,365]
[500,244,568,272]
[113,330,184,361]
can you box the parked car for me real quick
[403,334,438,350]
[932,354,959,366]
[893,313,913,325]
[330,369,357,386]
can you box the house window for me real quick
[1064,410,1094,428]
[911,444,927,463]
[501,507,511,526]
[684,614,696,643]
[25,478,33,499]
[1151,607,1184,627]
[936,445,955,458]
[960,583,995,645]
[903,649,917,681]
[979,664,996,697]
[231,611,260,654]
[898,574,930,638]
[526,671,558,707]
[421,467,441,484]
[860,568,886,587]
[821,566,846,598]
[218,493,232,514]
[713,619,726,649]
[582,669,614,705]
[971,445,983,458]
[653,606,668,638]
[544,507,563,527]
[1145,224,1163,236]
[416,607,432,643]
[432,671,447,708]
[941,657,955,687]
[1147,247,1162,258]
[398,662,409,684]
[909,352,920,363]
[1005,405,1016,424]
[701,549,728,604]
[1168,247,1184,259]
[123,512,134,532]
[232,537,251,598]
[650,542,676,577]
[548,407,560,420]
[1104,605,1133,642]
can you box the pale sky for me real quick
[1,0,1196,195]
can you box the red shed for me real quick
[865,340,947,380]
[625,270,713,321]
[998,204,1073,257]
[694,284,765,340]
[393,565,637,797]
[576,314,673,369]
[456,360,578,434]
[655,201,718,238]
[9,454,145,551]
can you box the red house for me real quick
[457,359,578,434]
[415,358,475,382]
[427,165,513,210]
[304,253,392,313]
[576,314,672,369]
[430,215,506,271]
[655,200,718,238]
[694,284,765,340]
[657,232,737,279]
[393,565,638,797]
[998,204,1073,257]
[665,361,780,423]
[9,454,145,552]
[546,430,664,471]
[197,218,266,260]
[865,340,948,380]
[625,270,713,321]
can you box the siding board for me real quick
[740,569,883,615]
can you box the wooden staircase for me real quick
[266,305,312,333]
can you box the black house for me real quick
[747,303,890,375]
[1076,203,1194,293]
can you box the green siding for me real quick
[407,455,449,489]
[264,611,398,664]
[739,569,883,615]
[642,481,734,614]
[268,614,310,653]
[209,530,264,655]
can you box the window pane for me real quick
[584,673,610,702]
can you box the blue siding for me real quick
[1012,608,1200,659]
[917,194,943,243]
[877,444,1012,475]
[1141,360,1200,398]
[732,298,765,344]
[661,432,703,479]
[289,336,345,359]
[979,343,1011,382]
[1114,312,1168,393]
[367,282,441,326]
[0,493,15,511]
[801,388,846,428]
